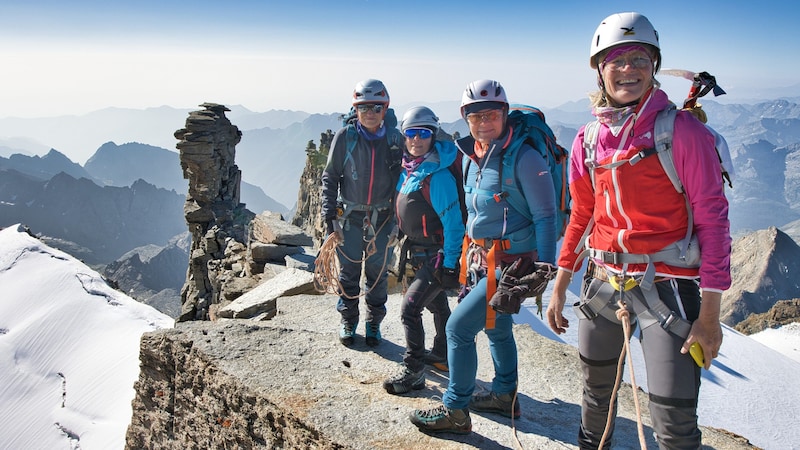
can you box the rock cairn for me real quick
[175,103,254,322]
[174,103,319,323]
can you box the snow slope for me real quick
[521,284,800,450]
[0,225,173,450]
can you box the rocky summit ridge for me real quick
[125,291,756,450]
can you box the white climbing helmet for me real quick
[460,79,508,119]
[589,12,660,70]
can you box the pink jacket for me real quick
[558,89,732,291]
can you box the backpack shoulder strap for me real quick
[387,127,404,149]
[343,124,359,180]
[499,142,533,222]
[583,120,601,190]
[654,106,683,194]
[654,105,694,259]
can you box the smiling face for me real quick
[404,128,433,157]
[466,108,505,146]
[600,47,655,106]
[355,103,387,133]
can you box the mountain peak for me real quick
[723,226,800,324]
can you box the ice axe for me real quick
[660,69,726,109]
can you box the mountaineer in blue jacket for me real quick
[383,106,465,395]
[410,80,558,434]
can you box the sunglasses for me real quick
[602,55,652,71]
[403,128,433,139]
[466,109,503,124]
[356,104,385,114]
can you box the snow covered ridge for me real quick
[0,224,173,450]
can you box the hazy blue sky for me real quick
[1,0,797,119]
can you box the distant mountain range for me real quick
[0,169,185,265]
[3,98,800,234]
[3,98,799,236]
[2,97,800,317]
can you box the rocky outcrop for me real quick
[291,132,333,246]
[735,299,800,334]
[722,226,800,325]
[175,103,255,322]
[125,293,757,450]
[175,104,322,323]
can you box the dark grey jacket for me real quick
[321,123,403,223]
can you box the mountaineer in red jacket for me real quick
[546,12,731,449]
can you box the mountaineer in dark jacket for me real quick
[320,78,403,348]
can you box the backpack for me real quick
[419,149,468,225]
[464,104,571,239]
[582,104,732,259]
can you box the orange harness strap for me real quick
[485,244,498,329]
[459,234,470,285]
[465,238,510,330]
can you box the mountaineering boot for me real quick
[422,349,448,372]
[469,390,521,419]
[409,404,471,435]
[383,365,425,395]
[365,321,382,347]
[339,321,357,346]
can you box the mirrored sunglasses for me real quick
[602,55,652,71]
[466,109,503,124]
[403,128,433,139]
[356,104,384,114]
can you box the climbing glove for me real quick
[434,265,461,290]
[489,258,557,314]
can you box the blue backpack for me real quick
[465,104,571,240]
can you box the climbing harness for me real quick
[313,209,395,299]
[458,235,510,330]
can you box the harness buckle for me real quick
[660,311,680,331]
[601,251,621,265]
[577,302,598,320]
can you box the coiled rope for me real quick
[313,214,393,299]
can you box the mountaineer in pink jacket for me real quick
[546,12,731,449]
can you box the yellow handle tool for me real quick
[689,342,705,367]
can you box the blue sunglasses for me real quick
[404,128,433,139]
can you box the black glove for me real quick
[489,258,556,314]
[434,266,461,290]
[325,218,336,235]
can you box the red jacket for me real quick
[558,89,732,291]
